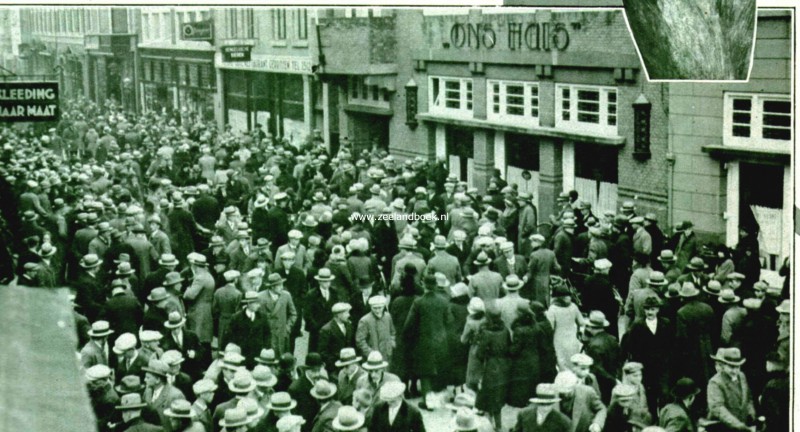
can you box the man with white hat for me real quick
[367,381,425,432]
[113,332,147,381]
[277,414,306,432]
[213,270,244,348]
[581,258,620,335]
[276,230,307,272]
[707,347,756,431]
[319,302,356,371]
[310,380,342,432]
[355,295,395,363]
[82,320,115,368]
[426,235,463,285]
[553,370,607,432]
[184,251,215,350]
[116,393,162,432]
[494,274,529,330]
[191,378,218,432]
[85,364,121,432]
[225,291,272,369]
[335,348,365,404]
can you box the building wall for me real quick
[668,11,792,241]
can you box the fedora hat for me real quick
[302,214,318,227]
[88,320,114,338]
[303,352,324,371]
[379,381,406,402]
[162,350,186,368]
[80,254,102,269]
[142,359,171,378]
[265,273,285,287]
[586,310,610,328]
[686,257,706,270]
[710,347,746,366]
[163,271,184,286]
[164,399,195,419]
[219,408,250,428]
[314,268,336,282]
[332,406,365,431]
[503,274,523,291]
[229,370,257,394]
[704,280,722,297]
[193,379,218,396]
[115,393,148,411]
[267,392,298,412]
[255,348,279,366]
[718,288,741,304]
[164,311,186,329]
[612,383,638,400]
[473,251,492,266]
[647,271,668,287]
[310,380,337,400]
[147,287,170,303]
[115,262,135,276]
[445,391,477,412]
[237,397,265,422]
[252,365,278,388]
[368,295,387,308]
[671,377,701,400]
[678,282,700,298]
[158,254,179,267]
[432,235,447,249]
[362,351,389,370]
[335,348,362,368]
[85,364,112,381]
[222,352,246,371]
[115,375,145,395]
[642,295,662,309]
[530,383,561,404]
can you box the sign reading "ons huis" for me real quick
[449,22,570,51]
[0,82,59,122]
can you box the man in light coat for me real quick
[468,252,503,302]
[706,348,756,431]
[526,234,560,306]
[631,217,652,265]
[183,253,215,349]
[355,295,396,363]
[553,370,607,432]
[425,235,463,285]
[257,273,298,357]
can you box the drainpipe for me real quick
[664,82,675,229]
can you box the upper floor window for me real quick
[273,9,287,40]
[296,9,308,40]
[429,76,473,118]
[348,76,390,107]
[225,9,254,39]
[725,93,791,152]
[487,80,539,127]
[556,84,618,137]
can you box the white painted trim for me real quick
[726,161,740,248]
[722,92,792,153]
[486,80,540,128]
[435,124,447,160]
[782,165,792,261]
[322,81,331,151]
[494,131,505,174]
[562,140,575,193]
[555,83,618,138]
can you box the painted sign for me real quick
[449,22,570,51]
[0,82,59,122]
[218,54,314,74]
[222,45,253,62]
[181,20,214,42]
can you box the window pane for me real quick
[763,114,790,127]
[732,125,750,137]
[763,128,791,140]
[508,106,524,116]
[577,90,599,101]
[763,100,790,113]
[578,113,599,123]
[562,88,570,98]
[608,105,616,115]
[733,98,751,110]
[445,81,460,90]
[733,112,751,124]
[506,85,523,96]
[562,101,570,109]
[608,115,616,126]
[608,91,616,103]
[577,101,599,112]
[507,96,524,106]
[563,111,570,121]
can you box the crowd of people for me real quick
[0,97,791,432]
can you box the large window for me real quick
[348,76,390,107]
[225,9,254,39]
[556,84,618,136]
[725,93,791,152]
[296,9,308,40]
[429,76,473,118]
[487,80,540,126]
[273,9,287,40]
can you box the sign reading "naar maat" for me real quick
[0,82,59,122]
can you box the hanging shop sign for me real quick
[181,20,214,42]
[222,45,253,62]
[0,81,59,122]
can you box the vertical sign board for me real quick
[0,82,59,122]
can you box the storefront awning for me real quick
[702,144,790,165]
[417,112,626,147]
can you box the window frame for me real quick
[273,9,287,40]
[429,76,474,119]
[347,76,390,108]
[723,92,792,152]
[296,9,308,40]
[487,80,540,127]
[555,83,618,137]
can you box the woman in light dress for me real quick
[545,282,585,372]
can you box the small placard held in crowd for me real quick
[0,81,59,122]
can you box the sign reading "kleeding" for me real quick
[0,82,59,122]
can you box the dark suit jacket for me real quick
[116,351,149,382]
[120,417,163,432]
[160,328,204,378]
[318,320,355,372]
[312,401,343,432]
[74,271,106,321]
[304,288,342,351]
[225,309,272,368]
[514,406,572,432]
[142,306,169,334]
[494,254,528,279]
[104,293,143,336]
[289,373,318,432]
[368,401,426,432]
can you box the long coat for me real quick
[211,283,242,344]
[583,331,620,403]
[707,371,755,430]
[103,292,143,336]
[367,401,426,432]
[475,322,511,413]
[461,316,485,388]
[444,295,470,387]
[318,319,355,372]
[564,384,607,432]
[257,289,298,357]
[224,309,272,368]
[402,290,452,379]
[658,402,694,432]
[527,247,560,306]
[388,294,417,379]
[507,321,540,408]
[623,317,673,410]
[288,373,318,432]
[468,269,503,302]
[355,311,395,362]
[304,287,341,352]
[553,230,574,276]
[426,251,463,285]
[311,401,342,432]
[143,384,185,428]
[676,299,715,386]
[183,270,215,343]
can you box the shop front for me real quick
[140,52,216,121]
[84,33,136,111]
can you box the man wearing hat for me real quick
[148,216,173,263]
[583,310,620,403]
[468,251,503,302]
[390,236,426,291]
[516,192,538,255]
[718,288,746,347]
[677,257,709,290]
[260,394,301,432]
[105,279,144,336]
[143,287,180,334]
[515,383,572,432]
[494,274,529,330]
[655,250,680,283]
[604,383,651,432]
[367,381,425,432]
[143,358,186,426]
[672,221,698,271]
[641,214,665,265]
[213,370,258,431]
[212,270,243,348]
[225,291,272,369]
[552,370,606,432]
[265,192,291,250]
[162,311,203,379]
[624,271,669,327]
[624,294,673,413]
[227,229,256,274]
[86,364,121,432]
[553,217,576,276]
[116,393,162,432]
[356,351,401,408]
[355,295,395,364]
[114,333,148,383]
[183,252,215,354]
[494,241,528,281]
[657,377,700,432]
[73,253,106,321]
[305,268,342,352]
[288,353,327,432]
[82,320,115,368]
[674,282,715,391]
[89,221,114,261]
[526,234,560,306]
[630,217,652,260]
[426,235,463,285]
[191,379,218,432]
[310,380,342,432]
[335,348,365,404]
[258,273,298,357]
[144,254,180,300]
[707,347,756,431]
[319,303,356,372]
